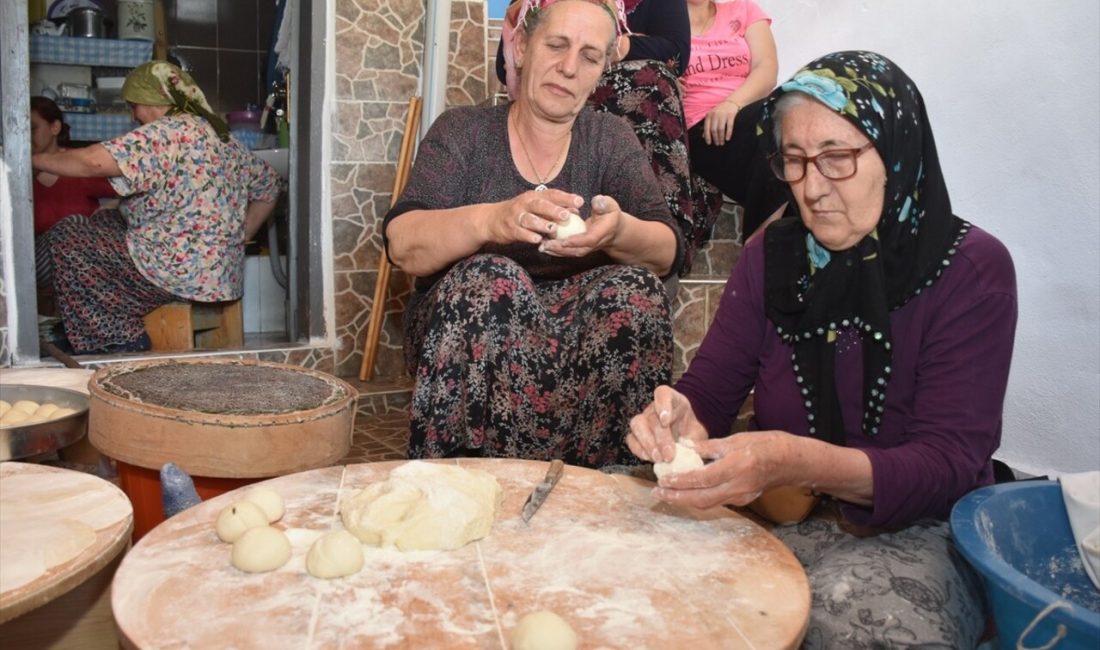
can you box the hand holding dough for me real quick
[215,501,268,542]
[306,529,364,579]
[231,526,291,573]
[653,440,704,479]
[511,610,578,650]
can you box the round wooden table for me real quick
[113,459,810,649]
[0,462,133,647]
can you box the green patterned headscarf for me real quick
[121,61,230,142]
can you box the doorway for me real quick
[0,0,328,365]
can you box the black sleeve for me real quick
[622,0,691,76]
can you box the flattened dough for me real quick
[340,461,502,551]
[0,472,130,593]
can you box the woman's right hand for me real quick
[492,189,583,245]
[627,386,710,463]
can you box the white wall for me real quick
[756,0,1100,476]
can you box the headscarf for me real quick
[501,0,630,100]
[759,51,969,445]
[121,61,230,142]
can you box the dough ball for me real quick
[34,403,60,420]
[215,500,269,543]
[243,486,284,523]
[511,610,577,650]
[552,213,587,240]
[653,440,704,479]
[341,461,503,551]
[0,401,11,416]
[12,400,40,415]
[52,407,77,418]
[306,529,364,579]
[1,410,30,426]
[231,525,291,573]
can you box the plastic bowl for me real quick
[0,385,89,460]
[951,481,1100,650]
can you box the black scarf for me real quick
[760,51,968,445]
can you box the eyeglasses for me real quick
[768,141,876,182]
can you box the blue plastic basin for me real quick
[951,481,1100,650]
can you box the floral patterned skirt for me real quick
[588,59,723,273]
[770,502,987,648]
[403,255,673,469]
[45,210,175,353]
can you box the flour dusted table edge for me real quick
[112,459,810,649]
[0,462,132,623]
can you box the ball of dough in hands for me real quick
[216,500,269,542]
[231,525,292,573]
[511,610,578,650]
[653,440,704,479]
[243,486,284,523]
[306,529,364,579]
[552,213,587,240]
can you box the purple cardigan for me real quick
[676,226,1017,528]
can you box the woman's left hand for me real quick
[652,430,791,510]
[539,194,623,257]
[702,98,741,146]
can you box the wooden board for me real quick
[113,459,810,649]
[0,462,132,623]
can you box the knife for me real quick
[521,459,565,523]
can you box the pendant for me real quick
[534,183,548,192]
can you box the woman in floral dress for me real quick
[497,0,720,272]
[387,0,683,468]
[31,62,280,354]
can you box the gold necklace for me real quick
[510,108,570,192]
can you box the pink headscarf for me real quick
[500,0,631,100]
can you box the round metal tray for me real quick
[0,385,89,461]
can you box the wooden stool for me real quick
[143,301,243,352]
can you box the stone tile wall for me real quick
[331,0,489,380]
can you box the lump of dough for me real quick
[12,400,40,415]
[553,213,587,240]
[653,440,704,479]
[52,407,77,418]
[231,525,291,573]
[34,403,60,420]
[306,529,364,579]
[1,410,31,426]
[511,610,578,650]
[0,400,10,416]
[243,486,284,523]
[216,500,269,542]
[340,461,503,551]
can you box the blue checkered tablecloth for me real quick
[30,35,152,67]
[64,113,137,142]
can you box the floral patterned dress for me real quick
[386,105,683,468]
[47,114,280,353]
[588,60,723,273]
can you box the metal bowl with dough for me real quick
[0,385,89,461]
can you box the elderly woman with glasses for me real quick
[627,51,1017,647]
[386,0,682,468]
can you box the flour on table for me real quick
[340,461,502,551]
